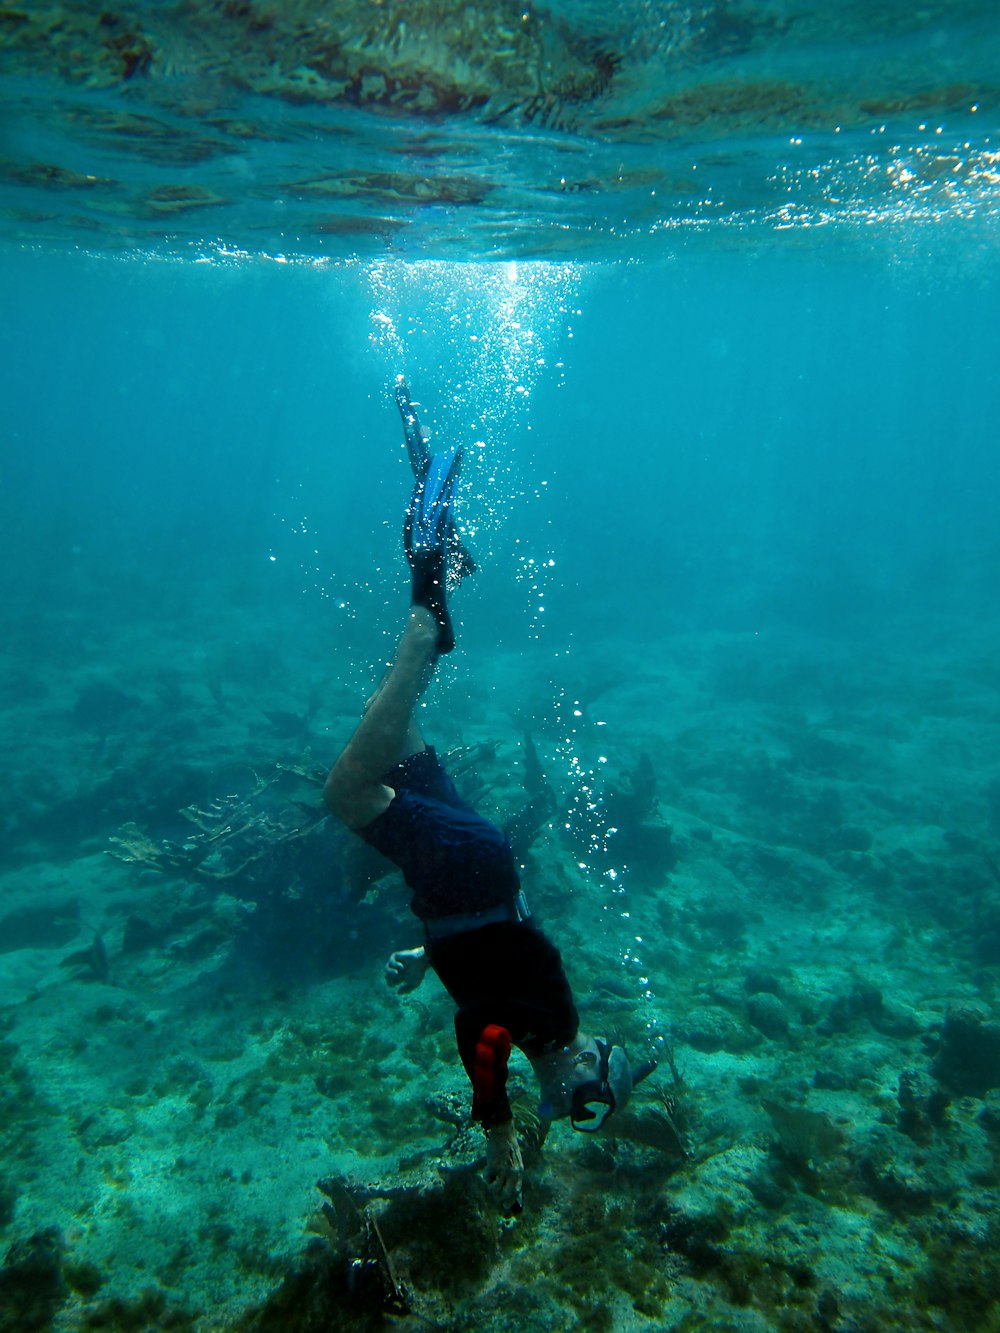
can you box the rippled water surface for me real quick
[2,0,998,257]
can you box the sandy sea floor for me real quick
[2,573,1000,1332]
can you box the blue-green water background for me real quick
[4,4,1000,1323]
[4,197,1000,1333]
[4,240,998,677]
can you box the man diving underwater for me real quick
[323,380,654,1215]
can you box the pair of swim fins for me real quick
[396,377,477,588]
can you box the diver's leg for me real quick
[326,408,467,828]
[324,607,438,830]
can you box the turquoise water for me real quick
[6,241,998,656]
[3,4,1000,1330]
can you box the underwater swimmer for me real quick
[324,379,654,1216]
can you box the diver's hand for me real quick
[384,947,428,994]
[485,1119,524,1216]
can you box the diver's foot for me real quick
[403,448,467,654]
[409,549,455,654]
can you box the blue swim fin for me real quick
[395,377,476,582]
[405,447,463,553]
[395,377,430,478]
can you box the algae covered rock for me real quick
[897,1069,949,1143]
[744,968,783,996]
[762,1098,846,1171]
[746,992,792,1041]
[680,1005,758,1054]
[932,1006,1000,1097]
[973,901,1000,966]
[77,1107,133,1150]
[0,1228,67,1333]
[861,1154,935,1213]
[825,824,873,853]
[661,1140,771,1245]
[0,1176,17,1227]
[978,1092,1000,1136]
[818,981,884,1035]
[870,998,923,1039]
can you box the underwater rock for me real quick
[693,900,748,947]
[0,901,80,952]
[591,971,636,1002]
[705,977,746,1010]
[859,1107,995,1216]
[818,981,884,1035]
[61,1259,104,1299]
[317,1169,502,1303]
[613,1105,689,1161]
[825,824,873,853]
[817,980,920,1040]
[744,968,783,996]
[931,1006,1000,1098]
[870,998,922,1039]
[812,1067,855,1092]
[942,828,980,854]
[657,1201,728,1271]
[977,1092,1000,1136]
[71,680,142,734]
[315,1178,408,1315]
[0,1176,17,1227]
[856,1131,934,1213]
[77,1107,133,1150]
[915,1218,1000,1327]
[602,752,658,828]
[505,735,559,862]
[746,992,792,1041]
[424,1090,467,1128]
[897,1069,950,1143]
[973,899,1000,966]
[262,707,316,740]
[663,1141,770,1241]
[121,913,162,953]
[75,1288,180,1330]
[378,1170,500,1296]
[239,1237,389,1332]
[503,790,558,863]
[745,1167,787,1212]
[0,1228,67,1333]
[565,750,677,885]
[762,1099,846,1170]
[680,1004,758,1054]
[865,1159,934,1213]
[59,931,110,983]
[611,822,677,881]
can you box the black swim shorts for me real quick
[358,747,520,919]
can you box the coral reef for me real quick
[3,593,1000,1331]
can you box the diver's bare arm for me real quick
[324,607,438,829]
[485,1119,524,1215]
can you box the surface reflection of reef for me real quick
[0,1,996,254]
